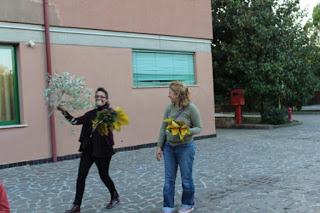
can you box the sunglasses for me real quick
[95,95,107,99]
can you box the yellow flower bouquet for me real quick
[164,118,191,141]
[92,107,129,136]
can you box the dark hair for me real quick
[95,87,108,99]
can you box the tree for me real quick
[312,3,320,28]
[212,0,320,113]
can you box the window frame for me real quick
[0,45,20,126]
[132,49,196,88]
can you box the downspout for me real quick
[43,0,57,162]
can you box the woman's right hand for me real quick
[57,105,66,113]
[156,147,163,161]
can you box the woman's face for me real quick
[95,91,108,106]
[168,88,178,104]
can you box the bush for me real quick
[261,107,287,125]
[243,116,261,124]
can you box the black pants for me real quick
[73,153,117,206]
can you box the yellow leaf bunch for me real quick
[113,107,129,131]
[164,118,191,141]
[92,106,129,136]
[92,120,109,136]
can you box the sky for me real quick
[300,0,320,22]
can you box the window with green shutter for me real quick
[132,50,196,87]
[0,45,20,125]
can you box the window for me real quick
[0,45,20,125]
[132,50,195,87]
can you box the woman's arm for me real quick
[156,105,170,148]
[189,104,202,135]
[156,105,170,161]
[57,106,87,125]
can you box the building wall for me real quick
[0,0,212,39]
[52,45,215,156]
[0,0,214,165]
[0,44,51,164]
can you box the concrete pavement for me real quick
[1,114,320,212]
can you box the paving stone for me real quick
[1,114,320,212]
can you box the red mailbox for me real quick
[230,89,245,106]
[230,89,245,125]
[287,107,293,122]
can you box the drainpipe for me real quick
[43,0,57,162]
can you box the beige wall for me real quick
[0,44,51,164]
[0,0,214,165]
[0,44,215,164]
[52,45,215,156]
[0,0,212,39]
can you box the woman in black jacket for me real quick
[58,87,120,213]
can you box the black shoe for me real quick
[106,197,120,209]
[65,204,80,213]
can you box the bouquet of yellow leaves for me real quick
[113,107,129,131]
[164,118,191,141]
[92,107,129,136]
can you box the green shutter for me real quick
[132,50,195,87]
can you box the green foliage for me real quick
[44,72,92,112]
[96,109,117,127]
[261,106,287,125]
[92,108,117,136]
[304,4,320,87]
[306,4,320,54]
[312,3,320,28]
[212,0,320,113]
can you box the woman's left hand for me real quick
[156,147,163,161]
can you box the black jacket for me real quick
[62,104,115,158]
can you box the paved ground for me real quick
[1,114,320,213]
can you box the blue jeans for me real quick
[163,142,195,212]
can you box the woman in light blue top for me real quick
[156,81,202,213]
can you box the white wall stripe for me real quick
[0,22,212,52]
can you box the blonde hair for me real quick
[169,81,190,107]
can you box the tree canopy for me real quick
[212,0,320,112]
[312,3,320,28]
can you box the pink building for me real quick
[0,0,215,167]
